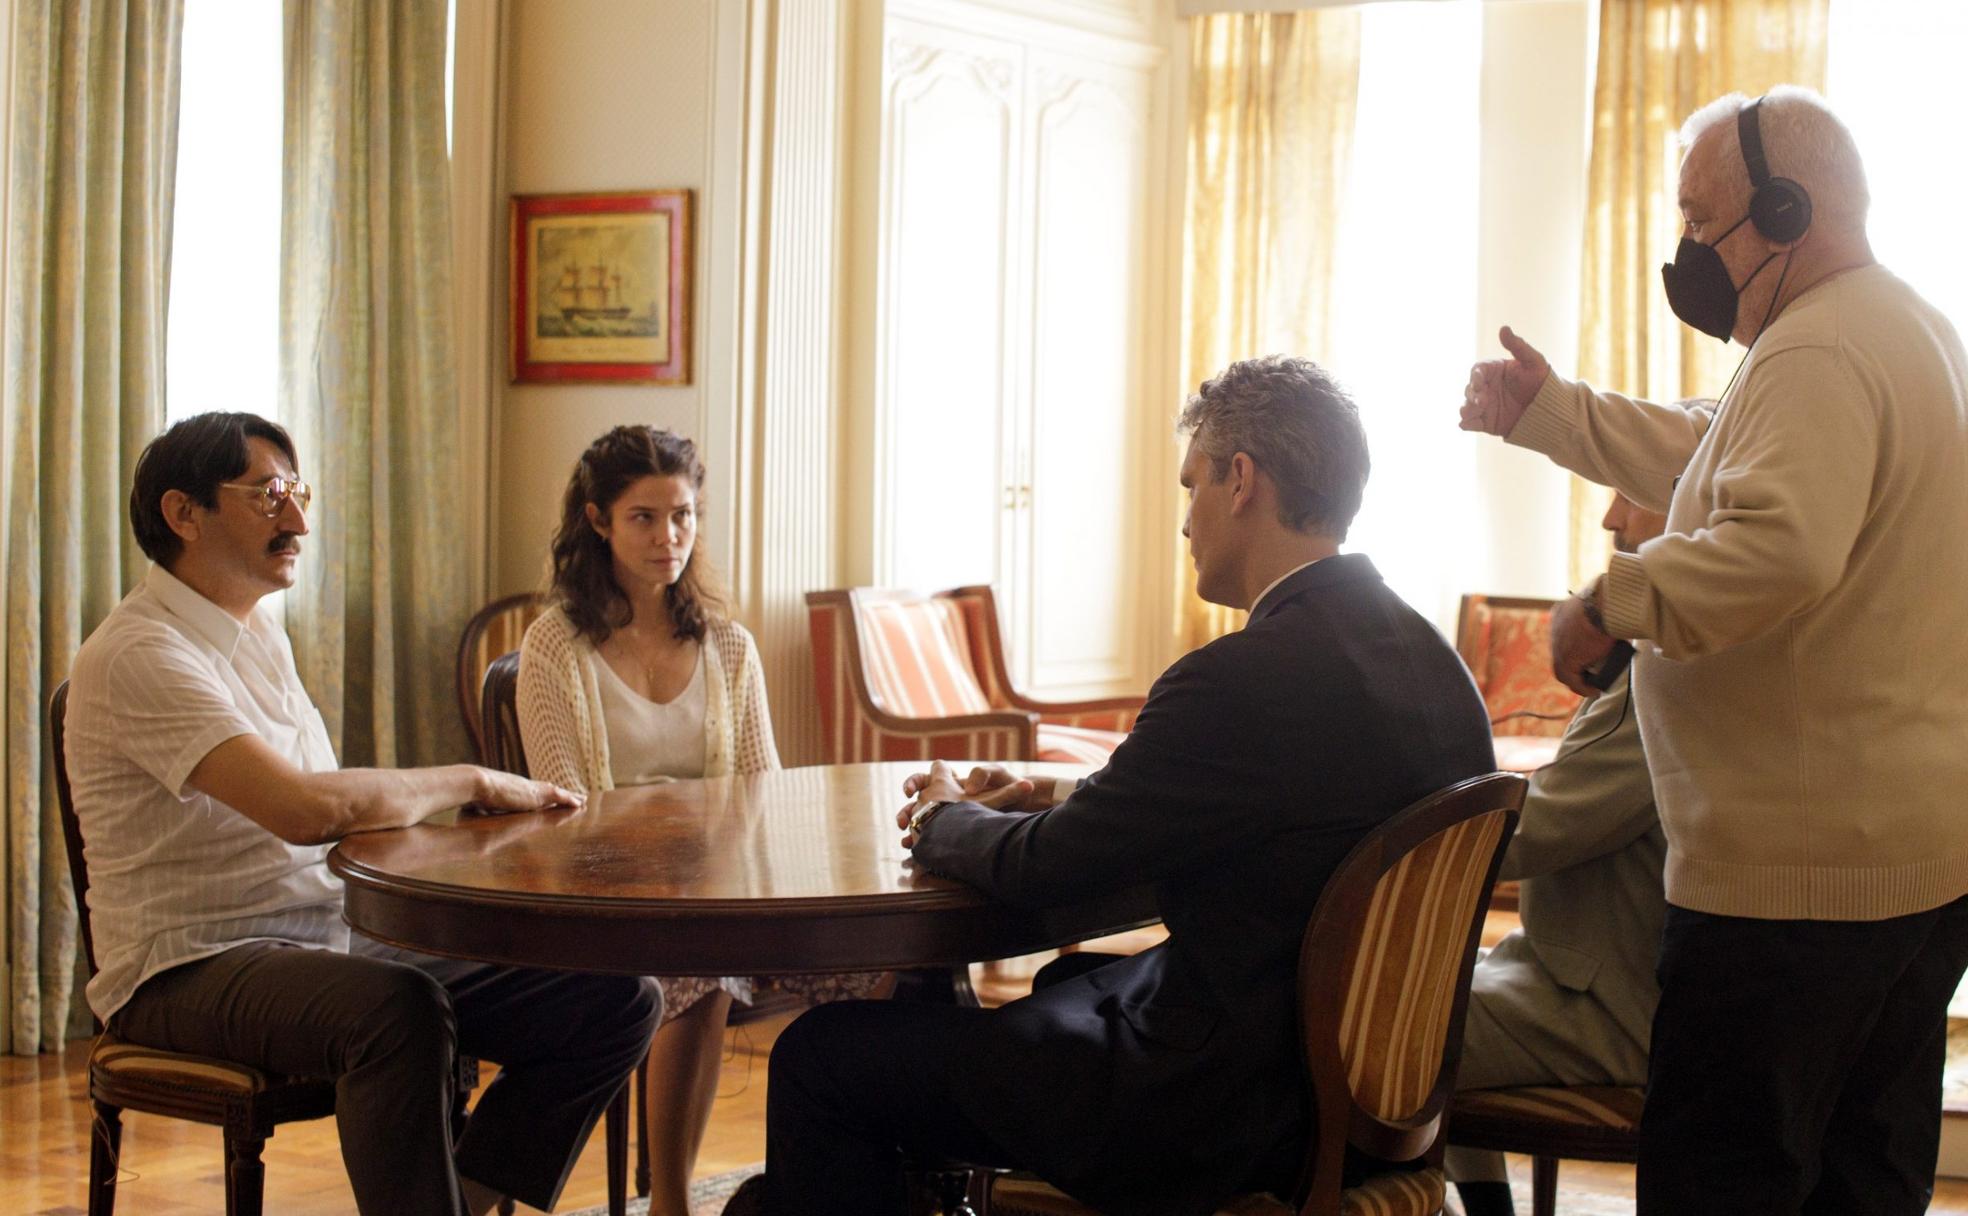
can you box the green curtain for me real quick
[280,0,467,768]
[1,0,183,1054]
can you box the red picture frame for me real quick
[509,189,693,385]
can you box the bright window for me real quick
[1827,0,1968,333]
[1331,0,1484,630]
[165,0,282,426]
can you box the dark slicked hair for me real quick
[130,412,299,567]
[549,425,728,645]
[1177,355,1370,541]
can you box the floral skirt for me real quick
[655,971,885,1026]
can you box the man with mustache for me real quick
[62,412,660,1215]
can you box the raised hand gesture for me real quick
[1460,326,1551,437]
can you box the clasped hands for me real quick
[895,759,1042,849]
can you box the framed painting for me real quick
[510,189,693,384]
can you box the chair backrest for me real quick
[48,680,99,978]
[1292,771,1525,1210]
[847,589,994,718]
[457,593,545,763]
[479,651,529,778]
[1454,595,1581,738]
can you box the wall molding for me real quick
[740,0,850,766]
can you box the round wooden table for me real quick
[329,761,1158,978]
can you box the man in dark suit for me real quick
[746,355,1497,1216]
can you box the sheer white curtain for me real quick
[1826,0,1968,333]
[165,0,281,425]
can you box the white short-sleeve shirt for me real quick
[64,565,346,1021]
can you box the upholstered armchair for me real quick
[1454,594,1583,775]
[805,585,1145,766]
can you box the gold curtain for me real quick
[1571,0,1828,585]
[280,0,468,767]
[1176,9,1361,652]
[1,0,183,1053]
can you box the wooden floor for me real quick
[8,926,1968,1214]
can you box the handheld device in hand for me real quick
[1582,641,1635,692]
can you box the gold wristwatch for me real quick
[909,800,955,836]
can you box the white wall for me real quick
[493,0,747,598]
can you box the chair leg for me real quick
[1531,1155,1559,1216]
[88,1100,121,1216]
[606,1079,629,1216]
[224,1134,267,1216]
[635,1056,652,1197]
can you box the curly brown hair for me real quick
[548,426,729,645]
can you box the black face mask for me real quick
[1659,213,1779,342]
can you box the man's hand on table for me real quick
[471,767,585,815]
[896,760,1041,849]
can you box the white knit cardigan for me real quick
[515,604,780,795]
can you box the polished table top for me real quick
[329,761,1158,977]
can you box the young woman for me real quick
[517,425,878,1216]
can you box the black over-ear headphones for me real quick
[1738,97,1812,244]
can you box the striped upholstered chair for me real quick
[982,772,1526,1216]
[805,585,1145,765]
[1446,1085,1644,1216]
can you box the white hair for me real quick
[1678,86,1869,233]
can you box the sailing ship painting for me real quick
[551,262,633,321]
[532,220,666,342]
[512,189,691,385]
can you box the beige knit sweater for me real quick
[1509,264,1968,921]
[516,605,779,795]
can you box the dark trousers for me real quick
[766,999,1025,1215]
[764,953,1125,1215]
[109,936,661,1215]
[1637,895,1968,1216]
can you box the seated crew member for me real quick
[517,424,883,1216]
[730,355,1499,1216]
[1446,492,1671,1216]
[64,412,661,1216]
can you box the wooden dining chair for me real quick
[457,592,545,763]
[979,771,1527,1216]
[52,679,343,1216]
[1445,1085,1644,1216]
[480,649,640,1208]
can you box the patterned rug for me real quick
[562,1164,757,1216]
[1500,1173,1633,1215]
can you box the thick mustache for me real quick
[268,535,302,555]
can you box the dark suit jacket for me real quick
[913,554,1496,1215]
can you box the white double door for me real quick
[873,3,1168,698]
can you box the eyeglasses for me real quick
[218,477,313,518]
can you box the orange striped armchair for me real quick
[1454,594,1583,776]
[804,585,1145,766]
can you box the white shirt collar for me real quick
[1250,556,1329,617]
[145,564,248,660]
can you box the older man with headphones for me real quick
[1460,88,1968,1215]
